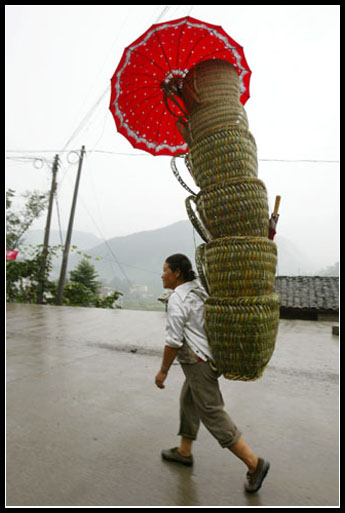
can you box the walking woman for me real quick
[155,253,270,494]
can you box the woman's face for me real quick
[161,262,182,290]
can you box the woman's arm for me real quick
[155,345,179,389]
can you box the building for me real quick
[274,276,339,321]
[129,284,149,298]
[158,276,339,321]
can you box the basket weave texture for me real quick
[196,237,277,297]
[204,294,280,381]
[195,177,269,238]
[186,127,258,188]
[177,58,279,381]
[181,59,242,112]
[188,101,249,141]
[189,126,257,158]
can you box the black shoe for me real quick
[245,458,270,493]
[161,447,194,466]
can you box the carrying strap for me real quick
[170,155,197,196]
[189,288,219,373]
[190,287,209,302]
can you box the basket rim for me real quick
[189,125,255,141]
[197,176,267,196]
[203,235,277,249]
[205,292,280,307]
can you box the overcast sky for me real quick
[5,5,339,272]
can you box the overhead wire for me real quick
[6,151,340,164]
[6,4,339,293]
[59,5,172,155]
[5,5,174,293]
[49,4,175,290]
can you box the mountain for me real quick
[67,221,204,296]
[22,222,334,299]
[274,236,317,276]
[22,230,102,250]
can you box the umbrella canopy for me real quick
[109,16,251,156]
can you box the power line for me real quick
[93,254,161,276]
[6,151,339,164]
[76,186,134,288]
[259,158,339,164]
[6,149,77,153]
[58,5,173,156]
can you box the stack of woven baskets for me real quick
[179,59,280,381]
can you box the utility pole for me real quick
[56,145,86,305]
[36,154,59,304]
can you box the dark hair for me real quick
[165,253,197,282]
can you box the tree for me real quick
[6,241,123,309]
[6,189,49,250]
[62,281,97,307]
[63,259,122,308]
[69,259,101,294]
[95,290,123,309]
[318,262,339,277]
[6,244,59,304]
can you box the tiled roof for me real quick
[274,276,339,312]
[158,276,339,314]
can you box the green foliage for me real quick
[62,281,97,307]
[94,290,123,309]
[6,244,122,309]
[65,259,122,308]
[6,189,48,250]
[6,188,123,308]
[63,281,122,308]
[69,259,101,294]
[6,244,59,304]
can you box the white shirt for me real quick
[165,279,214,362]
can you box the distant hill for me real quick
[22,221,335,299]
[67,220,204,296]
[22,230,102,251]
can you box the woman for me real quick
[155,253,270,494]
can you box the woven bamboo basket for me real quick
[186,127,258,188]
[186,154,258,189]
[186,177,269,240]
[181,59,242,113]
[204,293,280,381]
[189,126,257,156]
[188,101,249,141]
[195,237,277,297]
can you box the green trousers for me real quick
[178,360,242,448]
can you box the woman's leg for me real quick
[179,436,194,457]
[228,436,259,473]
[177,374,200,454]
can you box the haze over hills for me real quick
[22,220,338,300]
[23,222,203,296]
[22,230,102,251]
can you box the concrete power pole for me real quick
[56,145,85,305]
[36,154,59,304]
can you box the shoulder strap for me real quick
[190,288,208,302]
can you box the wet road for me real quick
[6,303,339,506]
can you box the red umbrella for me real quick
[109,16,251,156]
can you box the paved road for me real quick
[6,303,339,506]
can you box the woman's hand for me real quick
[155,369,168,389]
[155,346,178,389]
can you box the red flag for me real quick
[6,250,19,260]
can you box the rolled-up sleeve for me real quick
[165,294,188,349]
